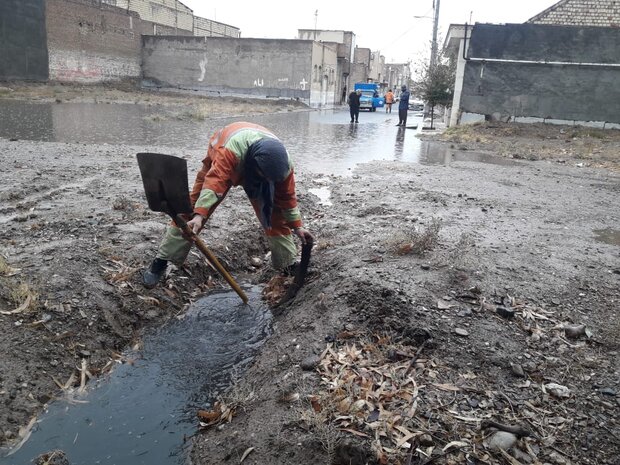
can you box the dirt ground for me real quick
[0,86,618,464]
[432,122,620,172]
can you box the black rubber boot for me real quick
[142,258,168,288]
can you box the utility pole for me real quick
[430,0,441,68]
[314,10,318,40]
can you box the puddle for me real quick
[0,287,270,465]
[417,142,523,166]
[308,186,332,206]
[593,228,620,246]
[308,177,333,206]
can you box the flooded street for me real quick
[0,101,441,176]
[1,288,270,465]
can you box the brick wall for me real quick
[194,16,240,38]
[46,0,141,82]
[529,0,620,27]
[0,0,49,80]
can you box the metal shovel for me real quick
[136,152,248,304]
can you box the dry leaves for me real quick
[197,401,236,429]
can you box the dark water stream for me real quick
[0,288,270,465]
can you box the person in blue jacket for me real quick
[397,85,410,126]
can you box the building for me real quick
[368,51,385,84]
[103,0,193,35]
[444,21,620,127]
[384,62,411,95]
[528,0,620,27]
[193,17,240,38]
[298,29,355,104]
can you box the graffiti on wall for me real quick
[253,78,264,87]
[198,54,208,82]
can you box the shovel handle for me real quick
[175,216,248,304]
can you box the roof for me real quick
[528,0,620,27]
[443,24,471,53]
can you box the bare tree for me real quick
[412,51,455,129]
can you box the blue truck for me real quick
[354,82,384,112]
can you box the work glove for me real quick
[185,214,206,236]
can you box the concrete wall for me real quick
[142,36,327,105]
[46,0,142,82]
[0,0,49,81]
[460,23,620,124]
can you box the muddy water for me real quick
[593,228,620,246]
[0,288,270,465]
[0,101,515,178]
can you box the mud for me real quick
[0,85,619,464]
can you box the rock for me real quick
[250,257,263,268]
[545,383,571,398]
[599,388,616,396]
[419,433,434,446]
[487,431,517,451]
[564,324,586,339]
[454,328,469,337]
[547,451,570,465]
[300,355,321,371]
[35,450,70,465]
[458,308,473,317]
[510,363,526,378]
[420,264,430,270]
[496,306,515,319]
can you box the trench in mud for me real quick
[0,287,270,465]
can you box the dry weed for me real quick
[218,374,256,413]
[299,398,341,460]
[180,103,212,121]
[386,218,442,256]
[0,255,12,276]
[9,282,39,312]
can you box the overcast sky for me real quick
[181,0,560,63]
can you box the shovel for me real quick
[136,152,248,304]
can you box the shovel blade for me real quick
[136,153,193,216]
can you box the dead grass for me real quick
[9,282,39,312]
[0,256,11,276]
[142,113,168,122]
[386,218,442,256]
[299,402,341,460]
[179,103,213,121]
